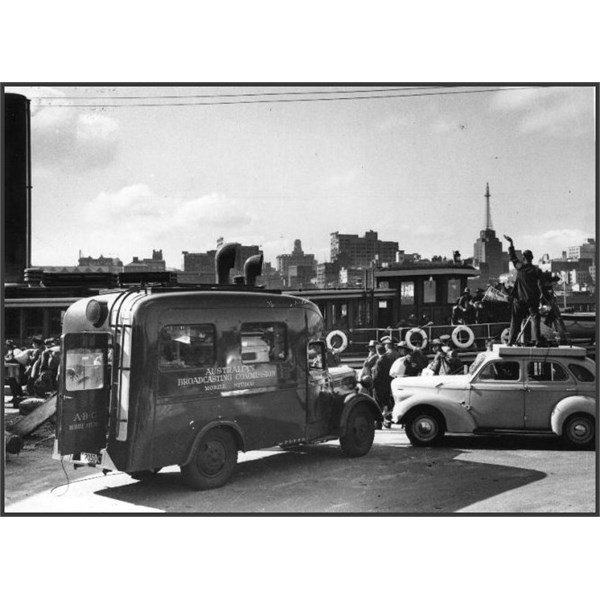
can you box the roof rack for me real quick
[498,345,587,358]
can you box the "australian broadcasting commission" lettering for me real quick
[177,365,277,387]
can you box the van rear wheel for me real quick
[181,429,238,490]
[340,404,375,457]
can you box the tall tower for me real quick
[484,182,493,230]
[473,183,507,284]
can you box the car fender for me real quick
[182,419,246,466]
[339,391,382,435]
[550,395,596,436]
[393,394,477,433]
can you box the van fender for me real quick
[394,395,477,433]
[182,420,246,467]
[339,392,382,435]
[550,395,596,436]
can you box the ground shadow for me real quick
[94,437,551,514]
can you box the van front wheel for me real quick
[181,429,238,490]
[340,404,375,457]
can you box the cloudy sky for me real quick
[6,85,596,270]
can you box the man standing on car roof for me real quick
[503,234,548,346]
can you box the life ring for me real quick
[326,330,348,353]
[500,328,511,345]
[405,327,428,350]
[452,325,475,349]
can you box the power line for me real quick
[31,86,451,100]
[33,86,539,108]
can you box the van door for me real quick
[57,332,111,456]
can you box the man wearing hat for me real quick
[4,340,25,401]
[360,340,380,381]
[427,339,449,375]
[372,338,398,427]
[503,234,548,346]
[439,334,464,374]
[389,342,409,378]
[453,287,475,324]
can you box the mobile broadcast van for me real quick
[54,244,381,489]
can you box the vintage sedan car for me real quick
[391,345,596,449]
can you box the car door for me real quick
[468,359,525,429]
[524,360,576,430]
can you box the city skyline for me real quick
[5,85,596,270]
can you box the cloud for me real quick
[323,170,359,188]
[376,113,411,132]
[25,90,120,170]
[519,229,594,258]
[79,185,258,264]
[431,118,466,134]
[490,87,593,137]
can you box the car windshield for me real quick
[468,352,487,375]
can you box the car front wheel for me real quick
[340,404,375,457]
[563,414,595,450]
[404,409,445,446]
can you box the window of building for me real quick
[401,281,414,305]
[23,307,44,340]
[424,279,436,303]
[159,324,216,370]
[4,308,20,339]
[527,361,569,382]
[49,308,64,338]
[241,322,287,363]
[448,278,461,304]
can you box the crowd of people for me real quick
[360,334,465,428]
[4,335,61,405]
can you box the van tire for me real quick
[339,404,375,457]
[181,429,238,490]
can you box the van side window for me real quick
[241,322,287,364]
[159,324,215,370]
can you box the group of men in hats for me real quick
[361,334,464,428]
[4,335,61,405]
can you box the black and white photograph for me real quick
[1,4,599,599]
[2,83,597,515]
